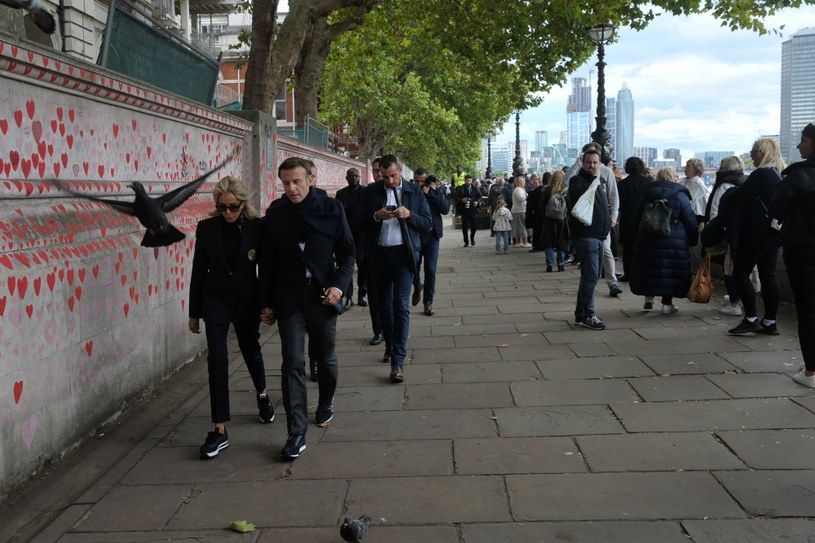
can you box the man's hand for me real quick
[188,318,200,334]
[260,307,276,325]
[393,206,411,219]
[375,207,396,221]
[611,218,617,228]
[322,287,342,306]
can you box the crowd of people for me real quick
[184,123,815,463]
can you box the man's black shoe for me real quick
[316,400,334,427]
[369,333,384,345]
[281,433,306,460]
[728,318,762,335]
[358,296,368,307]
[382,344,392,364]
[412,284,423,306]
[759,322,780,335]
[200,429,228,459]
[470,237,476,246]
[257,393,275,424]
[343,297,353,311]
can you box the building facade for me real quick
[566,77,592,152]
[780,27,815,164]
[615,84,634,166]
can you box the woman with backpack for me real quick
[540,170,570,272]
[629,168,699,313]
[726,138,785,336]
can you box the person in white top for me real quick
[511,177,530,247]
[681,158,710,222]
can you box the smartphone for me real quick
[386,205,397,211]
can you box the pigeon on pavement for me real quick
[0,0,56,34]
[340,515,371,542]
[53,155,233,247]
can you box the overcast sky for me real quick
[496,6,815,160]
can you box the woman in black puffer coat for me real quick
[630,168,699,313]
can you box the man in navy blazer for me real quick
[415,172,450,316]
[259,157,356,461]
[356,154,432,383]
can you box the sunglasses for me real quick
[216,203,242,212]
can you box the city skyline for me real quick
[497,7,815,162]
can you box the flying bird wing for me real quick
[50,181,137,215]
[159,154,235,212]
[0,0,57,34]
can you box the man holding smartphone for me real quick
[356,155,432,382]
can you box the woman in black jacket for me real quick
[727,139,784,336]
[770,124,815,387]
[188,176,273,459]
[616,157,652,281]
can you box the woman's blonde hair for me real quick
[549,170,565,194]
[210,176,259,219]
[495,195,506,208]
[655,168,678,182]
[514,176,525,188]
[752,138,786,171]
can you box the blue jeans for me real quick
[495,231,510,252]
[373,246,414,365]
[416,236,440,304]
[572,237,604,320]
[545,248,567,267]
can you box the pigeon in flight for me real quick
[340,515,371,542]
[0,0,56,34]
[54,155,233,247]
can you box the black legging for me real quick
[732,235,780,320]
[784,245,815,371]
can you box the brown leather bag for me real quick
[687,254,713,303]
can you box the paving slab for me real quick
[166,480,348,529]
[537,356,654,380]
[627,375,731,401]
[718,349,804,373]
[576,432,744,472]
[339,363,442,385]
[72,485,195,531]
[717,429,815,469]
[706,372,813,398]
[331,384,406,411]
[498,343,575,361]
[431,323,519,337]
[682,518,815,543]
[612,399,815,432]
[453,436,585,475]
[441,360,542,383]
[639,352,736,375]
[403,382,515,409]
[320,409,497,442]
[345,475,510,524]
[453,332,547,348]
[506,472,745,521]
[510,379,639,406]
[605,335,751,356]
[567,340,617,357]
[257,525,460,543]
[714,470,815,517]
[57,530,253,543]
[412,346,502,363]
[460,521,689,543]
[494,406,625,437]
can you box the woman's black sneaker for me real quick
[200,430,228,459]
[257,394,275,424]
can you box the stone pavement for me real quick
[3,221,815,543]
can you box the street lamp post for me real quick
[512,111,523,177]
[588,24,615,160]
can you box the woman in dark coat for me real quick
[630,168,699,313]
[727,138,784,336]
[540,170,570,272]
[188,176,274,459]
[616,157,652,281]
[770,123,815,387]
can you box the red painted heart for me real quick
[13,381,23,404]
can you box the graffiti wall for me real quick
[0,35,252,495]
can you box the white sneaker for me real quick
[718,305,743,316]
[661,304,678,315]
[791,370,815,388]
[723,295,730,304]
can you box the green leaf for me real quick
[229,520,256,533]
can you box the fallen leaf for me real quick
[230,520,256,533]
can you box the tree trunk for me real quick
[242,0,381,114]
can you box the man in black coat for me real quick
[259,157,356,461]
[454,174,480,247]
[356,154,432,382]
[335,167,366,308]
[415,173,450,316]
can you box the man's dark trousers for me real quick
[461,208,477,244]
[373,246,414,365]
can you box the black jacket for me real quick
[617,173,653,244]
[423,186,450,240]
[259,191,356,320]
[567,169,610,241]
[188,215,263,324]
[771,157,815,247]
[356,178,432,256]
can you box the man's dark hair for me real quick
[414,167,428,177]
[278,157,312,176]
[464,174,473,181]
[583,148,601,160]
[624,156,647,176]
[372,156,382,167]
[379,154,401,170]
[426,175,438,185]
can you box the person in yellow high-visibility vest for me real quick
[451,165,467,188]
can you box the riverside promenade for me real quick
[2,222,814,543]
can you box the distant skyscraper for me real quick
[615,84,634,166]
[781,28,815,163]
[606,97,616,161]
[535,131,548,152]
[567,77,592,152]
[664,148,681,169]
[634,146,658,168]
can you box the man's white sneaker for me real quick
[791,370,815,389]
[661,304,678,315]
[718,305,743,316]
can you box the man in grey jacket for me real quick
[564,142,623,297]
